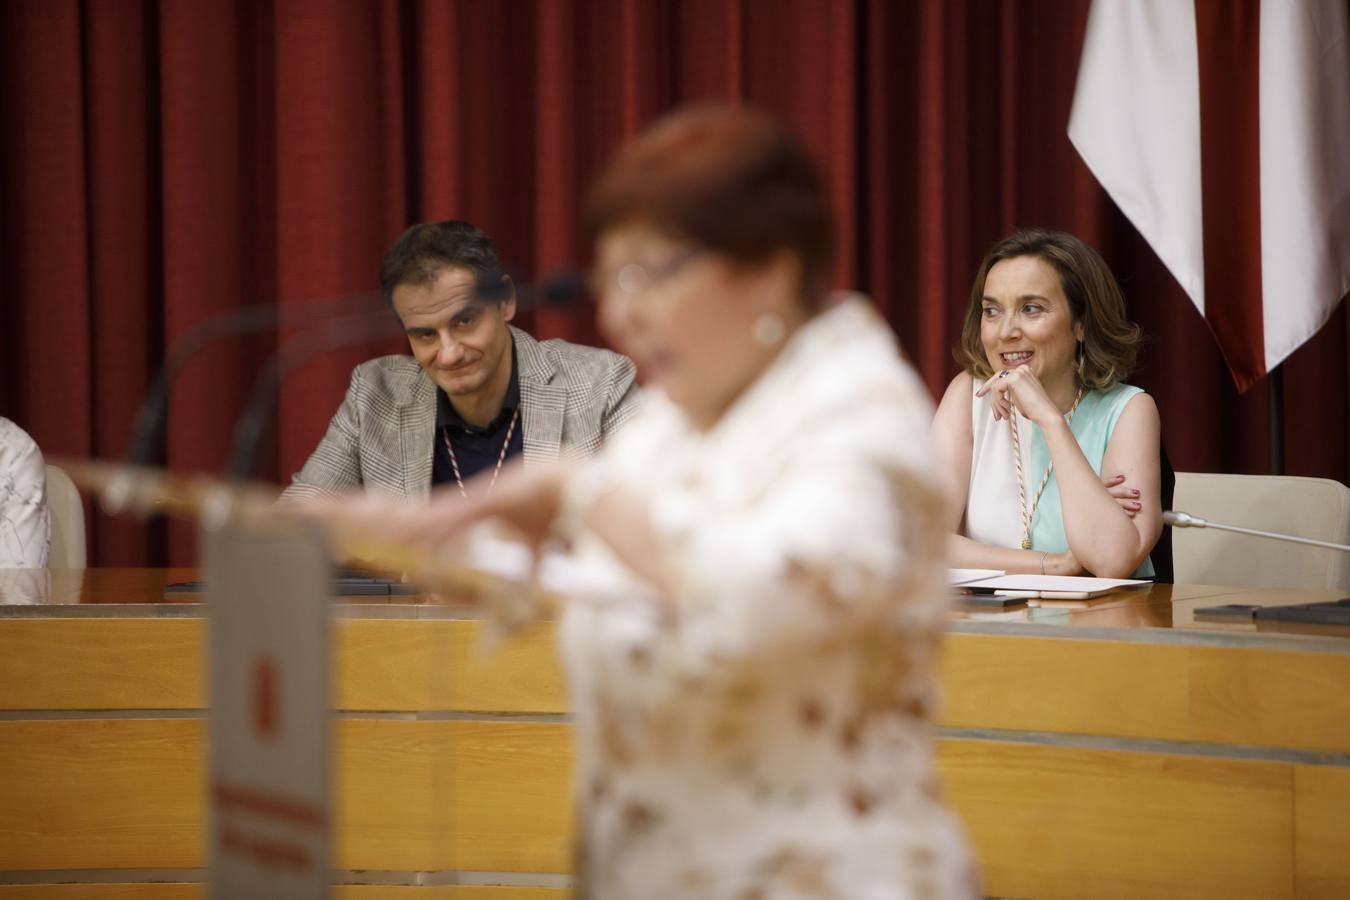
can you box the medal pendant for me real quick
[1021,539,1032,550]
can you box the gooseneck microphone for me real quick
[225,308,401,478]
[124,292,387,467]
[99,293,392,517]
[1163,510,1350,553]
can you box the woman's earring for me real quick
[1075,341,1087,381]
[752,313,787,347]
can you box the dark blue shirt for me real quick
[431,349,524,489]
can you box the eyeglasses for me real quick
[592,248,703,297]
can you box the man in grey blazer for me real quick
[282,220,638,502]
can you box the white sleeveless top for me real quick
[964,385,1028,548]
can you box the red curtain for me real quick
[2,0,1346,567]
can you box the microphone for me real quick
[226,269,590,479]
[1163,510,1350,553]
[101,293,390,516]
[125,270,587,469]
[123,292,388,468]
[226,309,404,478]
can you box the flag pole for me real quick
[1267,363,1284,476]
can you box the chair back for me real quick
[1171,473,1350,590]
[44,464,87,569]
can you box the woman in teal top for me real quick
[1019,382,1155,577]
[932,229,1163,579]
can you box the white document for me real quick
[949,568,1006,585]
[960,574,1149,599]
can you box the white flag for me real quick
[1069,0,1350,391]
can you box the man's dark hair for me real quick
[378,220,508,308]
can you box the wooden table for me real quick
[1,570,1347,899]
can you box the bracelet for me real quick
[1040,551,1049,576]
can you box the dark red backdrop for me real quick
[2,0,1346,566]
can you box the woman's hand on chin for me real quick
[975,366,1061,426]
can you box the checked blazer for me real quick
[281,327,638,501]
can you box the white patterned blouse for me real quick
[557,295,977,900]
[0,418,50,568]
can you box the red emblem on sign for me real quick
[252,655,278,739]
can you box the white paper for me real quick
[961,573,1149,598]
[948,568,1006,585]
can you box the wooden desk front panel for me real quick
[4,605,1350,897]
[0,719,571,874]
[2,717,1345,898]
[0,619,568,715]
[6,618,1350,756]
[940,634,1350,753]
[0,887,566,899]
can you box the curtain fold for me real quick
[2,0,1345,566]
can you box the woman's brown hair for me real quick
[584,103,834,307]
[956,228,1142,390]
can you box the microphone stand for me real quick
[226,310,402,478]
[1164,511,1350,553]
[124,292,388,468]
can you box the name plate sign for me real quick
[205,521,331,899]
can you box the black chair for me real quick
[1150,441,1176,583]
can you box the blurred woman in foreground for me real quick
[932,228,1162,578]
[337,105,976,899]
